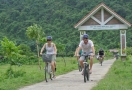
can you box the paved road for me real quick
[19,59,115,90]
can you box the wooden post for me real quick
[120,30,126,60]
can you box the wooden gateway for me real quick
[74,3,131,60]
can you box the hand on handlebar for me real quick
[54,53,57,55]
[76,54,80,56]
[40,52,42,55]
[91,53,95,57]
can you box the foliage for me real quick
[56,42,66,56]
[126,47,132,55]
[1,37,19,64]
[0,0,132,54]
[0,57,77,90]
[4,67,26,79]
[92,56,132,90]
[26,24,46,69]
[26,24,45,41]
[0,56,112,90]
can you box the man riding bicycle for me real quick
[40,36,57,78]
[98,48,105,61]
[76,34,95,74]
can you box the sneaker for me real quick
[89,69,92,74]
[53,74,56,78]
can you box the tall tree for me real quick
[26,24,45,69]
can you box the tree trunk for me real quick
[36,40,41,70]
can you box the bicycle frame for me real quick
[82,54,90,82]
[45,62,52,74]
[45,62,52,82]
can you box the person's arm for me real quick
[76,46,82,56]
[91,46,95,56]
[53,43,57,54]
[74,47,78,56]
[40,44,46,55]
[90,40,95,56]
[76,41,83,56]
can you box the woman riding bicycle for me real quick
[40,36,57,78]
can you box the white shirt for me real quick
[45,43,55,54]
[79,40,94,53]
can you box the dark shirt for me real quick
[99,50,104,55]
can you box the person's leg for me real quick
[51,55,56,78]
[79,56,84,69]
[89,55,94,74]
[51,61,55,73]
[102,55,104,60]
[99,55,101,63]
[79,56,84,74]
[54,61,56,72]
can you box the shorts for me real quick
[51,55,56,62]
[79,52,93,61]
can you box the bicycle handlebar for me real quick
[81,52,93,57]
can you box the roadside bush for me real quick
[126,47,132,55]
[5,68,26,78]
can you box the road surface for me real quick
[19,59,115,90]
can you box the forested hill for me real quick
[0,0,132,52]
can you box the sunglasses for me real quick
[47,39,51,41]
[83,38,88,39]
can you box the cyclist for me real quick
[98,48,105,62]
[76,34,95,74]
[40,36,57,78]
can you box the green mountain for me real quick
[0,0,132,53]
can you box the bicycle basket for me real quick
[42,54,52,62]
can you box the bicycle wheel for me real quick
[45,63,52,82]
[47,63,53,80]
[45,65,48,82]
[86,64,89,81]
[84,64,87,83]
[100,59,102,66]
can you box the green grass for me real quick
[92,55,132,90]
[0,56,111,90]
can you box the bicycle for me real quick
[99,55,103,66]
[81,53,91,83]
[42,54,53,82]
[115,54,119,60]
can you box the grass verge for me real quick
[92,56,132,90]
[0,56,111,90]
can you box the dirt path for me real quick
[19,59,115,90]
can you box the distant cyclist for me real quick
[40,36,57,78]
[98,48,105,62]
[76,34,95,74]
